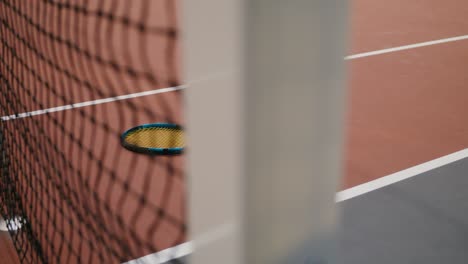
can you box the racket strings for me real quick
[124,127,184,149]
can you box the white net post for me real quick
[182,0,349,263]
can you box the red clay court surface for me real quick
[344,0,468,188]
[2,0,468,263]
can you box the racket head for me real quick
[121,123,184,155]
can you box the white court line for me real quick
[0,216,23,231]
[336,148,468,202]
[127,148,468,263]
[5,35,468,121]
[0,86,186,121]
[123,242,193,264]
[345,35,468,60]
[123,221,235,264]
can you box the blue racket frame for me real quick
[121,123,184,155]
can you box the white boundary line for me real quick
[0,86,186,121]
[336,148,468,202]
[123,242,193,264]
[127,148,468,263]
[4,35,467,121]
[0,216,23,231]
[345,34,468,60]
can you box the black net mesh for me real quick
[0,0,186,263]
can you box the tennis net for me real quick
[0,0,186,263]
